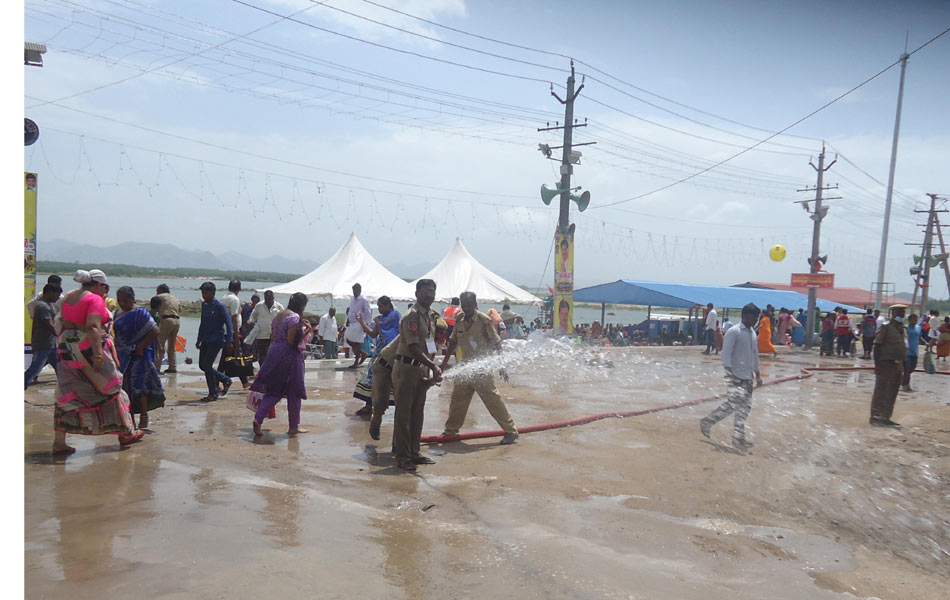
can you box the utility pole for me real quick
[551,61,584,230]
[537,61,587,334]
[933,211,950,299]
[908,194,950,312]
[874,52,910,309]
[909,195,936,312]
[796,145,837,348]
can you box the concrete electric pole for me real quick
[537,61,592,334]
[796,146,837,348]
[874,52,910,310]
[548,61,585,230]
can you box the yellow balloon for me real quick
[769,245,787,262]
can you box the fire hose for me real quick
[421,365,949,444]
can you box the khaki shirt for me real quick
[873,320,907,362]
[451,310,501,362]
[396,306,437,359]
[156,292,181,318]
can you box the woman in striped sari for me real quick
[352,296,401,417]
[53,270,144,455]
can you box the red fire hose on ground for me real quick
[420,365,950,444]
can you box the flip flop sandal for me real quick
[51,446,76,456]
[119,430,146,446]
[397,461,417,472]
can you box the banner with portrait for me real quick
[25,172,38,349]
[554,228,574,335]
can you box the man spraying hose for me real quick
[439,291,519,445]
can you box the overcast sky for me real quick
[19,0,950,294]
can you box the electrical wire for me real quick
[592,26,950,210]
[354,0,824,144]
[27,95,541,200]
[306,0,567,75]
[26,0,325,108]
[230,0,555,85]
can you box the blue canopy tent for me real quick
[574,279,862,341]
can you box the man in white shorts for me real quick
[346,283,372,368]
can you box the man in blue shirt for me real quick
[700,302,762,454]
[195,281,233,402]
[901,313,922,393]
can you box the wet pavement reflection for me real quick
[24,345,950,599]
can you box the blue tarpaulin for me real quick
[574,279,862,313]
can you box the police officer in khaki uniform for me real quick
[439,291,519,445]
[392,279,442,471]
[369,335,399,441]
[370,317,449,441]
[871,303,907,428]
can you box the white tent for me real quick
[263,233,416,301]
[415,238,541,304]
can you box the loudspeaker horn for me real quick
[571,190,590,212]
[540,184,564,205]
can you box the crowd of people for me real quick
[26,271,525,471]
[24,269,949,466]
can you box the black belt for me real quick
[161,315,179,319]
[394,354,423,367]
[377,357,391,370]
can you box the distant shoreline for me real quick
[37,260,302,283]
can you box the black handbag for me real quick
[222,350,255,378]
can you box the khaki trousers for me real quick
[155,318,180,371]
[443,372,517,435]
[871,360,903,421]
[392,363,428,462]
[370,361,394,428]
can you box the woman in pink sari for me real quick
[52,270,144,455]
[776,308,791,345]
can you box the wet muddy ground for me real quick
[24,346,950,599]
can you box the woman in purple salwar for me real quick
[250,292,312,436]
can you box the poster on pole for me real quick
[25,172,38,351]
[554,227,574,335]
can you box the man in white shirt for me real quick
[721,317,734,333]
[248,290,284,361]
[318,307,339,359]
[345,283,372,368]
[701,302,718,355]
[700,303,763,453]
[218,278,251,388]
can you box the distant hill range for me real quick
[37,239,535,286]
[39,239,318,275]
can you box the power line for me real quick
[27,96,541,200]
[33,125,815,258]
[26,0,323,108]
[229,0,555,85]
[584,95,809,156]
[592,26,950,210]
[354,0,823,144]
[27,2,558,126]
[306,0,566,75]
